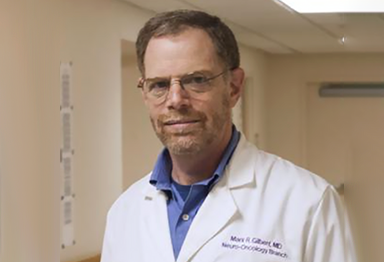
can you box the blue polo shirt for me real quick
[149,126,240,259]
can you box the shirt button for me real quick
[182,214,190,221]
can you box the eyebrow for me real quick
[145,70,213,82]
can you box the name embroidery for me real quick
[222,235,288,259]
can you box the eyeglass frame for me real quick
[137,67,236,100]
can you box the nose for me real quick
[165,80,191,109]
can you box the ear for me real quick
[229,67,245,108]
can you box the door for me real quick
[306,84,384,262]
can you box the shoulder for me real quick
[106,173,152,220]
[258,149,329,192]
[234,136,332,204]
[254,148,334,214]
[242,143,341,225]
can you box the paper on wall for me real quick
[60,62,75,248]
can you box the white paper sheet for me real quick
[60,62,72,109]
[61,198,75,247]
[60,62,75,248]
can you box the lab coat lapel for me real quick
[176,177,238,262]
[226,135,258,189]
[142,186,175,262]
[177,135,257,262]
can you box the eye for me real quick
[148,80,169,91]
[182,74,208,85]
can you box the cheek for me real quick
[201,104,222,124]
[204,94,230,118]
[147,109,161,129]
[189,99,212,120]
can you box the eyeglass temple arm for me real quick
[137,77,144,88]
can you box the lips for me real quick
[164,119,200,125]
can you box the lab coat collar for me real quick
[226,133,257,189]
[142,189,175,262]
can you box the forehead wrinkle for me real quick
[144,28,222,78]
[145,56,217,78]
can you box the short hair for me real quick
[136,9,240,76]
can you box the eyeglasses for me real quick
[137,69,231,104]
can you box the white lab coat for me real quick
[101,135,356,262]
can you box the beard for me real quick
[150,94,231,156]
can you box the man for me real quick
[101,10,355,262]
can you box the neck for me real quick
[170,125,233,185]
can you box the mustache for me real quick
[157,110,207,125]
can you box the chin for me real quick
[165,137,205,156]
[156,127,217,155]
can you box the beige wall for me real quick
[1,0,153,262]
[266,54,384,166]
[239,45,268,149]
[0,0,61,261]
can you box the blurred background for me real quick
[1,0,383,261]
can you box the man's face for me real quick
[142,28,243,156]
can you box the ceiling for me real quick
[122,0,384,54]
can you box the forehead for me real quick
[143,28,221,78]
